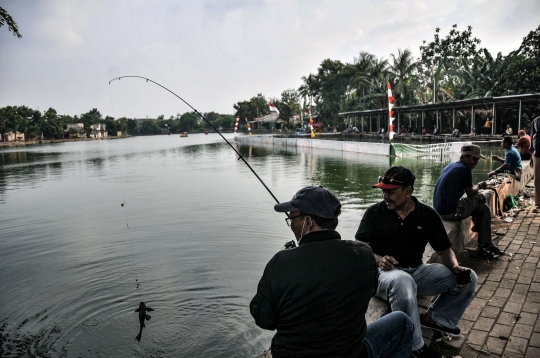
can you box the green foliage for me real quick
[504,24,540,95]
[0,6,22,38]
[178,112,199,132]
[139,120,161,135]
[233,93,268,120]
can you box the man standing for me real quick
[356,167,477,358]
[489,136,522,177]
[434,144,503,259]
[251,186,413,358]
[530,115,540,213]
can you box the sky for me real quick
[1,0,539,120]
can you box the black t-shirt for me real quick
[355,197,451,268]
[250,230,376,358]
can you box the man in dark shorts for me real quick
[251,186,413,358]
[434,144,503,259]
[356,167,477,358]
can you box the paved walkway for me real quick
[426,207,540,357]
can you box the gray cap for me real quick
[274,186,341,218]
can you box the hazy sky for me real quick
[1,0,539,119]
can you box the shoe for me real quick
[410,344,442,358]
[470,245,500,260]
[481,243,503,257]
[420,314,461,337]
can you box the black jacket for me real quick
[250,230,377,358]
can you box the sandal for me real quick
[533,207,540,213]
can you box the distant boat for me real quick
[180,132,188,137]
[204,131,209,135]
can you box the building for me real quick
[65,123,86,138]
[90,124,107,138]
[2,131,25,142]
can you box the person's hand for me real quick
[478,181,488,190]
[452,266,471,287]
[378,255,398,271]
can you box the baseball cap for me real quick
[372,166,416,190]
[461,144,486,159]
[274,186,341,218]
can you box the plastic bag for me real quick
[504,194,518,211]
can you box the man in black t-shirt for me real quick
[356,167,477,358]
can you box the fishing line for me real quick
[108,76,284,209]
[109,85,139,287]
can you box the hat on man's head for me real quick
[518,130,526,137]
[372,166,416,190]
[274,186,341,218]
[461,144,486,159]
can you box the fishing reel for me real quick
[282,240,297,250]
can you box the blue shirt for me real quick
[504,147,522,174]
[433,161,472,215]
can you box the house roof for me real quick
[256,112,280,123]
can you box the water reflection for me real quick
[0,135,502,357]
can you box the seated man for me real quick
[516,130,532,160]
[434,145,503,259]
[251,186,413,358]
[356,167,477,358]
[489,136,522,177]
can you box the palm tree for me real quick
[298,74,318,117]
[389,49,419,106]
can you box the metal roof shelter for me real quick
[339,93,540,135]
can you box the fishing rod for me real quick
[109,76,282,207]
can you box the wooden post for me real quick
[471,104,474,135]
[492,103,496,135]
[518,100,522,132]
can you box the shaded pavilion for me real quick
[339,93,540,135]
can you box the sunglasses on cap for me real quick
[377,176,405,185]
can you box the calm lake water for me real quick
[0,134,501,357]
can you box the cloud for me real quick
[415,0,427,10]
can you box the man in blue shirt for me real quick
[488,136,522,178]
[434,145,503,259]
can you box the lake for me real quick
[0,134,501,357]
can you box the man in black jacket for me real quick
[250,186,413,358]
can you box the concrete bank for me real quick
[234,134,469,156]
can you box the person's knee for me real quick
[469,269,478,287]
[390,311,413,330]
[386,273,417,298]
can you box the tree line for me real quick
[233,24,540,129]
[0,106,237,139]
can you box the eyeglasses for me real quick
[378,176,405,185]
[285,213,305,226]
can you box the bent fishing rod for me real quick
[109,76,282,207]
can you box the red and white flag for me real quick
[268,102,280,114]
[387,82,395,139]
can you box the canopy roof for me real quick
[339,93,540,117]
